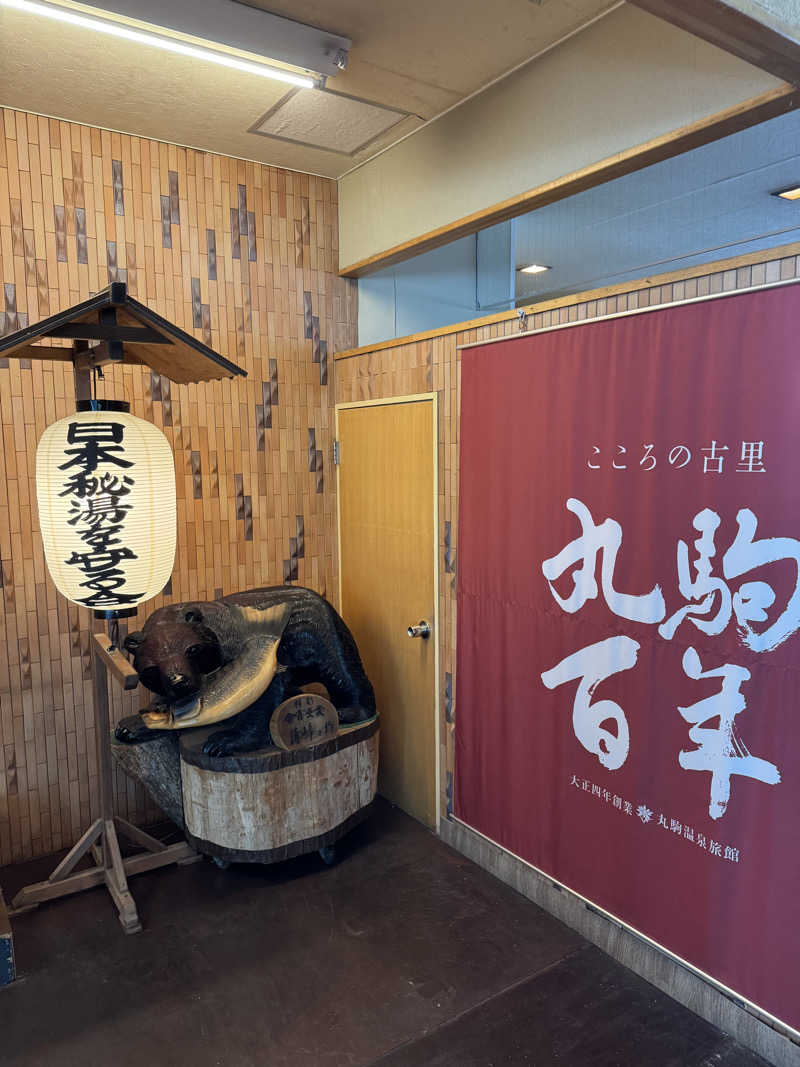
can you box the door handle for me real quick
[407,620,431,639]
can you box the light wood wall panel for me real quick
[334,249,800,825]
[0,107,356,865]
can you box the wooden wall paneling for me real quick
[333,248,800,825]
[0,107,356,865]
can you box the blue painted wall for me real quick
[358,222,514,347]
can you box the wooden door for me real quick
[337,398,437,828]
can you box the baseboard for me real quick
[440,816,799,1067]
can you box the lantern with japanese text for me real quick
[35,400,176,619]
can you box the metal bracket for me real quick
[330,47,349,70]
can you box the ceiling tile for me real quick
[252,89,407,155]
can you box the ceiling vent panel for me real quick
[251,90,408,155]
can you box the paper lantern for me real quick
[36,401,176,617]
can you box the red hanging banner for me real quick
[455,282,800,1031]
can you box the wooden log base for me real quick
[180,717,379,863]
[184,801,377,866]
[9,817,198,934]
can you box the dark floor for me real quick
[0,801,768,1067]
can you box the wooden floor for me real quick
[0,801,767,1067]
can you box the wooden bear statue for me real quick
[115,586,375,757]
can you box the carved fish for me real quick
[140,603,289,731]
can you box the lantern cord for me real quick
[109,617,120,651]
[90,363,104,407]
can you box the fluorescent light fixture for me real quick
[1,0,318,87]
[775,186,800,201]
[518,263,551,274]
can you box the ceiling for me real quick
[0,0,616,178]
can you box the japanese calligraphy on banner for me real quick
[455,282,800,1031]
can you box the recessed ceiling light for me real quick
[518,264,551,274]
[775,186,800,201]
[0,0,319,88]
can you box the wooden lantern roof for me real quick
[0,282,246,385]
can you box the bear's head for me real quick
[124,600,246,705]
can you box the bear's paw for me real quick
[202,728,245,758]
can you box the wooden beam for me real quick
[9,636,197,931]
[92,633,139,692]
[98,306,123,362]
[0,342,148,366]
[45,324,170,343]
[629,1,800,86]
[3,341,148,366]
[0,281,246,381]
[339,85,800,278]
[46,819,104,883]
[9,841,198,914]
[334,240,800,361]
[73,340,93,404]
[5,342,73,362]
[113,817,166,853]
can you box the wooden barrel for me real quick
[179,716,379,864]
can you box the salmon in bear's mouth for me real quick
[140,604,290,731]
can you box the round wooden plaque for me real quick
[269,694,339,751]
